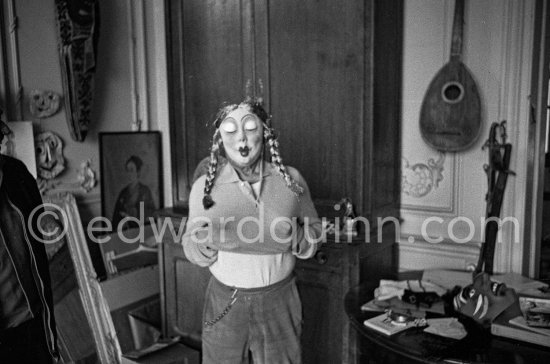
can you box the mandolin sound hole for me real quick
[441,81,464,104]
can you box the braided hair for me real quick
[202,98,303,209]
[262,124,304,196]
[202,129,222,209]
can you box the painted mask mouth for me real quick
[239,146,250,157]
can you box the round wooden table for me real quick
[345,282,550,364]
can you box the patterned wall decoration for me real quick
[402,152,445,198]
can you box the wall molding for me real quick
[0,5,7,110]
[401,152,445,198]
[127,0,149,131]
[151,0,172,208]
[494,0,535,274]
[398,238,480,272]
[527,0,549,277]
[2,0,23,119]
[401,151,459,214]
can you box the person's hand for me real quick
[191,222,241,250]
[190,224,215,246]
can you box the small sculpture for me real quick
[38,159,97,195]
[77,159,97,192]
[338,197,358,237]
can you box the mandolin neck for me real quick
[450,0,465,61]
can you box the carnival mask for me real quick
[29,89,61,118]
[219,105,264,168]
[35,131,65,179]
[453,272,518,325]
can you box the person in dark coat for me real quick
[0,119,58,363]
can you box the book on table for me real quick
[491,315,550,347]
[491,295,550,347]
[363,313,416,336]
[519,296,550,328]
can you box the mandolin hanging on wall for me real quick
[419,0,481,152]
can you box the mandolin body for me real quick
[420,59,481,152]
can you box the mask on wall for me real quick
[0,122,12,146]
[55,0,99,142]
[35,131,65,180]
[29,89,61,118]
[453,272,518,325]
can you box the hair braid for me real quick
[203,130,221,209]
[263,125,304,196]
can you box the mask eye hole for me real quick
[221,118,237,133]
[243,117,258,131]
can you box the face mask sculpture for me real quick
[201,98,304,210]
[35,131,66,180]
[453,272,519,326]
[219,106,264,169]
[29,89,61,118]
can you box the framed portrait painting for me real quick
[99,132,162,230]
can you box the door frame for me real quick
[526,0,550,278]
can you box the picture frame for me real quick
[99,132,162,231]
[44,193,121,363]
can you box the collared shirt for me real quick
[183,161,322,287]
[210,181,296,288]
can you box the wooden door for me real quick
[264,0,368,215]
[254,0,401,220]
[167,0,402,219]
[295,264,342,364]
[166,0,257,204]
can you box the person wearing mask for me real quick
[182,98,322,363]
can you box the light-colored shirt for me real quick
[210,182,301,288]
[182,161,322,288]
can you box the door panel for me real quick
[167,0,251,203]
[267,0,368,214]
[295,266,342,364]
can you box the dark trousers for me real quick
[202,274,303,364]
[0,317,53,364]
